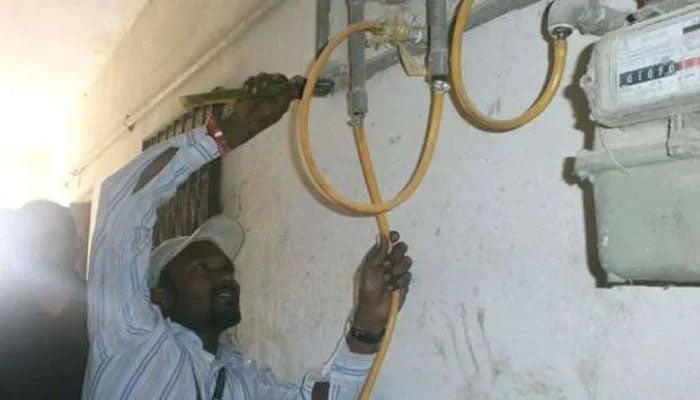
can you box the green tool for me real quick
[179,75,334,110]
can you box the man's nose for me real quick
[214,274,234,286]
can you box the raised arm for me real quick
[87,128,221,352]
[87,72,296,355]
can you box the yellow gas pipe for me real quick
[297,0,568,397]
[450,0,568,131]
[297,20,445,399]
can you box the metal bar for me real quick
[365,0,543,83]
[146,105,223,245]
[574,145,694,178]
[316,0,331,55]
[348,0,368,121]
[427,0,449,81]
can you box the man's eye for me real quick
[193,261,207,271]
[207,261,223,272]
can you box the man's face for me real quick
[157,241,241,331]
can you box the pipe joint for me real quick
[548,0,627,36]
[427,0,449,81]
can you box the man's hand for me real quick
[348,232,412,354]
[215,73,297,149]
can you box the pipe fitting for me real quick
[432,80,450,92]
[427,0,449,81]
[548,0,588,36]
[347,0,368,119]
[548,0,627,36]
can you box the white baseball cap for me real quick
[148,215,245,288]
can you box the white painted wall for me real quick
[76,1,700,399]
[0,0,148,206]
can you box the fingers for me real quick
[365,234,390,269]
[380,231,412,292]
[388,241,408,265]
[390,255,412,278]
[389,271,412,291]
[244,73,289,96]
[269,73,288,84]
[389,231,400,244]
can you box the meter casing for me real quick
[582,4,700,127]
[576,3,700,284]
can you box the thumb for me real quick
[365,234,389,269]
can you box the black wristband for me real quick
[348,325,384,345]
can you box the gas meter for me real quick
[576,3,700,284]
[582,4,700,127]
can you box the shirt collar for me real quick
[166,319,243,363]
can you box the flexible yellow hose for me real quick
[351,125,397,399]
[298,21,445,217]
[297,21,445,399]
[450,0,568,132]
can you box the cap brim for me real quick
[149,215,244,288]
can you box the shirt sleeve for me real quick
[244,342,375,400]
[87,126,220,355]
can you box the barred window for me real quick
[142,106,221,246]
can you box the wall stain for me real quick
[440,308,469,377]
[477,307,494,365]
[577,359,598,400]
[431,336,448,363]
[487,98,501,117]
[426,301,566,399]
[459,303,480,373]
[388,135,402,146]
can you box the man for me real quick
[0,200,88,399]
[84,73,413,399]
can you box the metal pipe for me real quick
[365,0,542,83]
[427,0,449,81]
[316,0,331,55]
[348,0,368,122]
[575,145,684,178]
[548,0,627,36]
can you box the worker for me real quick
[0,200,88,399]
[83,73,413,399]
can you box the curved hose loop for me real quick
[298,21,446,217]
[298,20,446,399]
[450,0,568,132]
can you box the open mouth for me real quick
[213,286,237,305]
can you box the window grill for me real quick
[142,106,221,246]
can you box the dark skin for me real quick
[141,72,413,395]
[150,241,240,354]
[150,233,411,355]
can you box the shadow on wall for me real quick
[561,44,608,287]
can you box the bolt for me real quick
[550,26,573,40]
[432,80,451,92]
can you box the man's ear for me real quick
[150,287,174,313]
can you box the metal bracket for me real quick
[632,0,700,22]
[667,113,700,158]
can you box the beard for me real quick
[210,302,241,329]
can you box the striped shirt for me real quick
[84,126,374,399]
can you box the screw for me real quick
[432,80,451,92]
